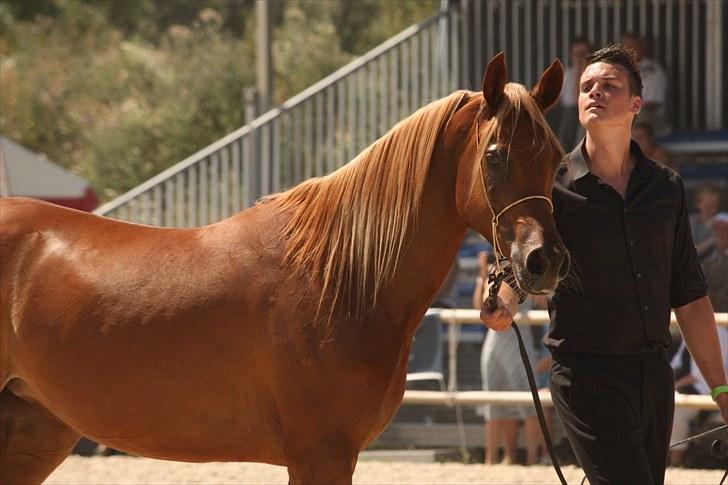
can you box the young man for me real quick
[480,45,728,485]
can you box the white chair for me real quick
[406,308,446,391]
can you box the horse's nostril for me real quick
[526,247,547,276]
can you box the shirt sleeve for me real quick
[670,176,708,308]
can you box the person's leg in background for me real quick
[499,418,520,464]
[524,414,546,465]
[485,417,520,464]
[669,406,697,466]
[484,418,499,464]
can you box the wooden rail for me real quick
[402,390,718,410]
[414,309,726,411]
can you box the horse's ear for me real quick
[481,52,507,117]
[530,58,564,113]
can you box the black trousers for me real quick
[549,349,675,485]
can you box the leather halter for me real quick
[475,115,554,277]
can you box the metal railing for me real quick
[95,8,461,225]
[460,0,725,132]
[96,0,724,224]
[404,308,727,411]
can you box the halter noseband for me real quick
[476,116,554,277]
[489,195,553,276]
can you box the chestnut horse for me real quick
[0,53,568,484]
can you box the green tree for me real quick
[0,0,438,200]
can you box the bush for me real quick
[0,0,437,201]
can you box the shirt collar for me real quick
[565,137,655,182]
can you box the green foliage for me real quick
[0,0,438,201]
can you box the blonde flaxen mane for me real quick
[267,84,561,323]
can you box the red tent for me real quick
[0,136,98,212]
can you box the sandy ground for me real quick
[45,456,726,484]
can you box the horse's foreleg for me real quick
[284,434,358,485]
[0,388,80,484]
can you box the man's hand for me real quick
[479,295,514,332]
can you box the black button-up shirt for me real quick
[545,140,707,354]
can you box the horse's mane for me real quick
[265,84,561,324]
[264,90,466,322]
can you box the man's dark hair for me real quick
[584,44,643,98]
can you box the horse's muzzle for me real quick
[514,242,570,294]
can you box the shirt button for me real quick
[644,305,649,312]
[630,240,635,246]
[637,272,643,279]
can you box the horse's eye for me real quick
[485,151,500,166]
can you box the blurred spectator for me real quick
[475,251,543,465]
[632,122,677,170]
[689,183,722,262]
[703,212,728,311]
[622,33,670,135]
[670,212,728,466]
[551,37,591,151]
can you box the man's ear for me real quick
[631,96,642,116]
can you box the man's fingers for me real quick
[480,303,512,332]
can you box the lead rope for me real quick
[476,118,568,484]
[486,271,568,485]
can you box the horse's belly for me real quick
[10,364,287,464]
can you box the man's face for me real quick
[578,62,641,129]
[696,192,720,215]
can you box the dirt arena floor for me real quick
[46,456,726,484]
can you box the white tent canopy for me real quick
[0,136,90,199]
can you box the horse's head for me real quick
[455,52,570,295]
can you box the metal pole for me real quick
[256,0,272,114]
[705,0,723,130]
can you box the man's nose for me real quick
[589,84,603,97]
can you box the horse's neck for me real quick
[377,145,468,334]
